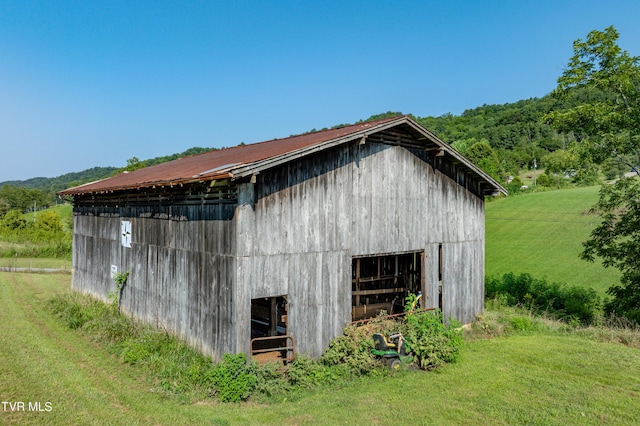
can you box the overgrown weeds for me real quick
[47,292,389,402]
[49,287,640,407]
[468,301,640,349]
[320,316,399,374]
[0,209,72,259]
[404,309,463,370]
[49,292,218,397]
[486,272,602,325]
[0,240,71,259]
[48,291,464,403]
[571,315,640,348]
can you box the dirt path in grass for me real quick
[0,273,218,425]
[0,267,71,273]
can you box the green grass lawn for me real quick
[2,272,640,425]
[485,186,620,295]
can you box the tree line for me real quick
[544,26,640,323]
[0,147,216,199]
[0,185,54,217]
[1,91,618,200]
[367,26,640,325]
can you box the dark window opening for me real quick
[352,252,423,321]
[251,296,288,339]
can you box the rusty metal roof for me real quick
[58,115,506,196]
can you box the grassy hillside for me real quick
[1,272,639,425]
[22,204,73,225]
[485,186,620,295]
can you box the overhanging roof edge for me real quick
[232,116,507,196]
[403,118,507,196]
[230,116,413,179]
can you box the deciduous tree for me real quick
[464,140,505,182]
[546,26,640,322]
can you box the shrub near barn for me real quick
[485,273,602,325]
[0,208,71,259]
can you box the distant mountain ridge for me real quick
[0,147,215,193]
[0,167,119,193]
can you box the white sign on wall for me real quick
[111,264,118,279]
[121,221,132,248]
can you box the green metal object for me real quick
[372,333,413,370]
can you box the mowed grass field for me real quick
[2,188,639,424]
[485,186,620,295]
[2,272,640,425]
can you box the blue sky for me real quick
[1,1,639,182]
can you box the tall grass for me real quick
[48,292,219,398]
[0,240,71,259]
[48,291,464,403]
[469,301,640,350]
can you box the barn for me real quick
[58,115,506,360]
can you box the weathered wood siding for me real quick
[235,140,485,357]
[71,202,238,360]
[71,136,486,360]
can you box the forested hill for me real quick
[0,167,118,193]
[416,86,606,172]
[0,147,215,193]
[2,89,592,194]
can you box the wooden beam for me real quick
[270,297,277,337]
[352,288,407,296]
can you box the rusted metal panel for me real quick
[58,116,506,198]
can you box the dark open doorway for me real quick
[250,295,293,364]
[251,295,288,339]
[351,251,423,321]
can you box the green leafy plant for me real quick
[485,272,602,324]
[544,26,640,325]
[50,289,466,404]
[509,315,534,332]
[108,271,129,313]
[320,314,402,375]
[249,361,290,398]
[209,353,257,402]
[403,308,463,370]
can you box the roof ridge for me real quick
[169,115,406,161]
[225,114,407,148]
[58,114,505,197]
